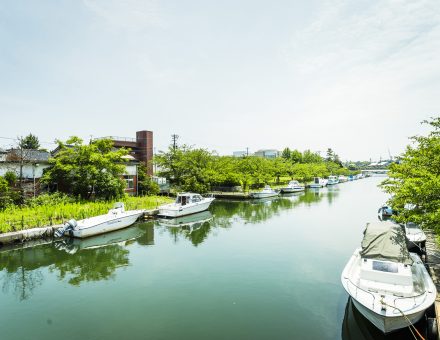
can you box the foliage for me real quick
[4,171,17,186]
[281,147,291,160]
[381,117,440,230]
[19,133,40,149]
[0,195,173,233]
[0,177,13,210]
[42,137,128,200]
[137,162,160,195]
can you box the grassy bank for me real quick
[0,196,173,233]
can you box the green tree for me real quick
[42,137,128,200]
[137,162,160,195]
[0,177,13,210]
[302,150,323,163]
[326,148,334,162]
[281,147,291,160]
[381,117,440,230]
[290,149,302,163]
[19,134,40,149]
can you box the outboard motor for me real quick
[54,219,78,238]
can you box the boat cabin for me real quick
[176,193,203,206]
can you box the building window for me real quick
[124,175,134,189]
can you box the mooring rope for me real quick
[380,298,425,340]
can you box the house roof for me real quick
[4,149,50,162]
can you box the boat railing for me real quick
[344,277,376,308]
[393,291,427,310]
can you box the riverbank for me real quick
[0,195,173,234]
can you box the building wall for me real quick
[0,163,50,178]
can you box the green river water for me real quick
[0,177,422,339]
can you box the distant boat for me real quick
[341,221,436,333]
[327,175,339,185]
[158,193,214,218]
[338,175,348,183]
[308,177,328,188]
[249,185,279,199]
[378,205,394,220]
[55,203,144,238]
[280,180,305,193]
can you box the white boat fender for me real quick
[54,219,78,238]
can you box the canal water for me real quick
[0,177,420,339]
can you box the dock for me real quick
[425,229,440,339]
[209,192,251,199]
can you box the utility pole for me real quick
[246,147,249,156]
[171,134,179,150]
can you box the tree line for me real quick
[155,145,356,193]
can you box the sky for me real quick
[0,0,439,161]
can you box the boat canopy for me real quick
[360,221,413,265]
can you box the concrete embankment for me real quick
[0,209,159,247]
[424,230,440,338]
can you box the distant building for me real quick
[233,151,247,157]
[254,149,279,159]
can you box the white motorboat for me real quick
[158,193,214,218]
[280,180,305,193]
[249,185,279,199]
[55,203,144,238]
[341,221,436,333]
[308,177,328,188]
[338,175,348,183]
[327,175,339,185]
[404,222,426,251]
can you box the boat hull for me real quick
[351,297,425,333]
[158,199,214,218]
[71,211,143,238]
[249,192,279,199]
[280,187,304,193]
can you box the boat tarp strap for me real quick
[360,221,413,265]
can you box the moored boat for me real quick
[158,193,214,218]
[249,185,279,199]
[378,205,394,220]
[338,175,348,183]
[308,177,328,188]
[341,221,436,333]
[55,203,144,238]
[404,222,426,252]
[327,175,339,185]
[280,180,305,193]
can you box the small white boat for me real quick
[308,177,328,188]
[56,203,144,238]
[377,205,394,220]
[158,193,214,218]
[327,175,339,185]
[404,222,426,251]
[341,221,436,333]
[338,175,348,183]
[280,180,305,193]
[249,185,279,199]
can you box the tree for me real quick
[42,137,128,200]
[302,150,323,163]
[137,162,160,195]
[326,148,334,162]
[19,134,40,150]
[281,147,291,160]
[381,117,440,230]
[290,149,302,163]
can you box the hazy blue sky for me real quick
[1,0,439,160]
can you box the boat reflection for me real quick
[55,224,146,254]
[0,223,155,298]
[341,297,426,340]
[157,211,213,231]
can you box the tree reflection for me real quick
[0,225,150,299]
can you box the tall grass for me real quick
[0,196,173,233]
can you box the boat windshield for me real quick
[372,261,398,273]
[314,178,319,184]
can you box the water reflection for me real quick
[341,297,426,340]
[0,223,155,299]
[157,211,214,247]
